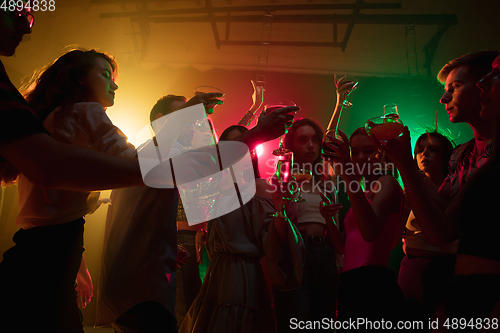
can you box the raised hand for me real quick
[371,126,413,168]
[256,105,300,142]
[319,192,343,221]
[323,130,355,180]
[335,74,358,105]
[182,92,224,114]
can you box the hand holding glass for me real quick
[264,100,297,156]
[193,86,225,114]
[337,76,358,108]
[365,103,404,169]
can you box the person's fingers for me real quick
[336,75,346,88]
[83,291,90,308]
[199,92,224,100]
[275,106,300,116]
[336,129,349,146]
[322,204,343,211]
[325,142,345,158]
[319,192,330,203]
[197,248,203,264]
[205,99,224,106]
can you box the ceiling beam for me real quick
[423,24,451,76]
[340,0,364,51]
[98,2,402,15]
[205,0,222,49]
[131,14,458,26]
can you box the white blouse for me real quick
[16,102,136,229]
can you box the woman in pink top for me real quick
[324,127,406,324]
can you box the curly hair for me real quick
[22,48,117,122]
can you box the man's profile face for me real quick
[0,6,32,57]
[439,66,482,124]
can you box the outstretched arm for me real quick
[0,133,143,191]
[234,106,299,150]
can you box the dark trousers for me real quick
[445,274,500,332]
[112,301,177,333]
[175,230,202,329]
[338,265,406,330]
[0,218,85,333]
[397,254,455,331]
[273,234,338,332]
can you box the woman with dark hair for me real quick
[219,124,260,179]
[324,126,406,324]
[0,48,136,333]
[180,124,305,333]
[397,131,457,329]
[273,117,344,332]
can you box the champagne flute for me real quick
[292,168,312,202]
[271,150,294,217]
[264,100,297,156]
[365,103,404,171]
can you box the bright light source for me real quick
[256,144,264,157]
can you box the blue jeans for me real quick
[273,234,337,332]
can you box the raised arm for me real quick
[325,75,358,136]
[234,106,299,150]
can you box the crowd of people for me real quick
[0,4,500,333]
